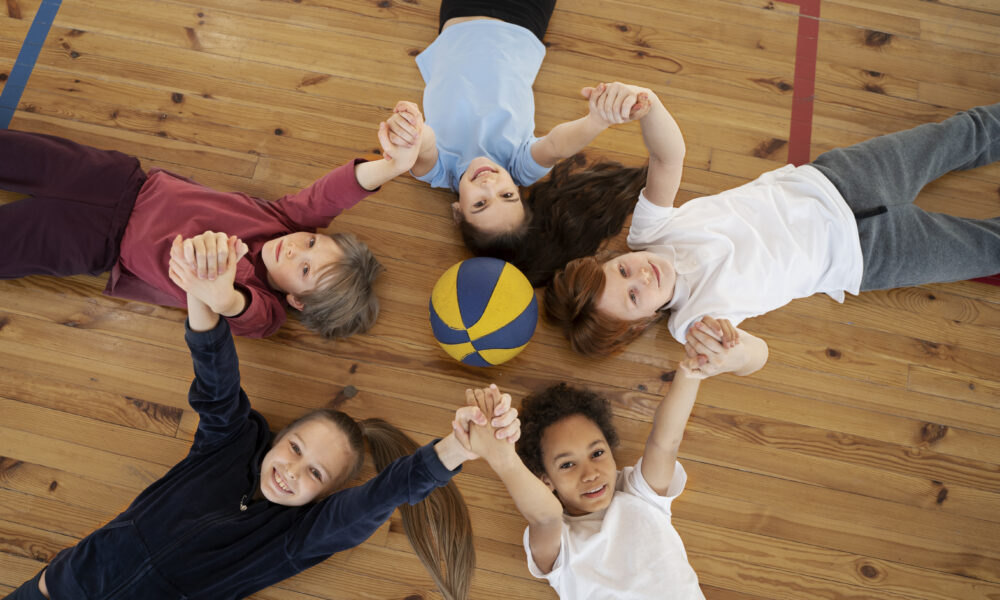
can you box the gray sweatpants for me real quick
[811,104,1000,291]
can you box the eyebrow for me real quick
[291,433,329,480]
[551,439,604,464]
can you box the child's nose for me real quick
[640,266,652,285]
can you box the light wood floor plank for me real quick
[2,1,998,598]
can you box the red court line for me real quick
[776,0,821,165]
[775,0,999,286]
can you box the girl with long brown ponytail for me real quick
[5,240,519,600]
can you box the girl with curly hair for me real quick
[459,330,763,598]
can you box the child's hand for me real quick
[581,82,653,126]
[680,317,747,378]
[169,235,248,314]
[378,120,422,174]
[377,101,425,170]
[171,230,248,281]
[384,101,424,149]
[453,384,521,464]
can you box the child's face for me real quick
[261,232,343,307]
[260,418,355,506]
[454,157,525,234]
[539,414,618,516]
[597,251,676,321]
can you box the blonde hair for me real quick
[278,409,474,600]
[297,232,384,339]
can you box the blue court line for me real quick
[0,0,63,129]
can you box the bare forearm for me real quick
[648,369,700,454]
[434,433,472,471]
[187,293,221,332]
[491,454,563,525]
[639,95,685,168]
[212,288,247,318]
[531,115,607,168]
[410,125,438,177]
[641,369,700,493]
[354,158,408,191]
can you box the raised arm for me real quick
[639,369,701,495]
[185,292,219,332]
[353,105,427,190]
[466,386,564,574]
[529,82,648,169]
[684,317,770,377]
[296,386,521,558]
[171,233,249,318]
[169,248,252,451]
[642,325,766,492]
[637,90,685,208]
[384,100,439,178]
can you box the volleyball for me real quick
[429,257,538,367]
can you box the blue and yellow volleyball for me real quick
[429,257,538,367]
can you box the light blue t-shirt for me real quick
[415,20,552,191]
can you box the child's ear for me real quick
[540,472,556,493]
[286,293,305,311]
[451,202,463,224]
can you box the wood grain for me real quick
[1,1,998,599]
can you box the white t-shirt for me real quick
[415,20,552,191]
[524,459,704,600]
[627,164,863,343]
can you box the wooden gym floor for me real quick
[1,0,998,598]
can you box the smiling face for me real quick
[596,251,676,321]
[259,418,355,506]
[261,232,344,308]
[539,414,619,516]
[454,157,525,234]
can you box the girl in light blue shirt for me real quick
[384,0,650,286]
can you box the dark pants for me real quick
[811,104,1000,290]
[0,130,146,278]
[439,0,557,41]
[3,569,47,600]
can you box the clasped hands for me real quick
[168,230,248,315]
[450,384,521,464]
[681,315,746,379]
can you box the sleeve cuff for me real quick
[348,157,377,192]
[184,316,232,349]
[184,317,231,346]
[420,439,462,482]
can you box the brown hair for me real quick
[543,254,664,356]
[297,232,384,339]
[458,154,647,287]
[277,409,474,600]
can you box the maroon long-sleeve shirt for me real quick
[106,159,371,337]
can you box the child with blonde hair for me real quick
[0,113,421,338]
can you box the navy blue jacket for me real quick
[44,319,459,599]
